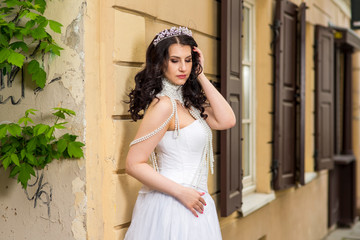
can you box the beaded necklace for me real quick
[130,78,214,188]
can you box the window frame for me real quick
[241,0,256,195]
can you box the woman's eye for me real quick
[170,59,178,63]
[186,59,192,63]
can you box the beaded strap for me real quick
[129,98,179,172]
[129,96,215,190]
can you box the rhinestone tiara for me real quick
[153,26,192,46]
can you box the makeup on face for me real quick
[164,44,192,86]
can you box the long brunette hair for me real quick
[127,31,207,121]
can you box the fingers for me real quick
[178,187,208,218]
[199,196,207,206]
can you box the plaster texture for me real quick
[0,1,86,239]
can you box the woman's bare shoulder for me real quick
[145,96,173,120]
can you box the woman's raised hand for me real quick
[175,186,207,217]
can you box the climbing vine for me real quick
[0,108,84,189]
[0,0,63,88]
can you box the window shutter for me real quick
[297,2,306,185]
[220,0,243,217]
[315,25,335,170]
[272,0,298,190]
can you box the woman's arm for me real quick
[126,96,206,217]
[193,47,236,130]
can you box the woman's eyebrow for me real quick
[169,55,192,58]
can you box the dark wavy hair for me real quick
[127,30,207,121]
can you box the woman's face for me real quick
[163,43,192,85]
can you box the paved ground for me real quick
[324,222,360,240]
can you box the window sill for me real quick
[239,191,276,217]
[305,172,318,184]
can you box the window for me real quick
[242,0,256,194]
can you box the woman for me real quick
[125,26,236,240]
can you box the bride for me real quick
[124,26,236,239]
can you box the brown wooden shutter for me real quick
[297,2,306,185]
[220,0,243,217]
[272,0,298,190]
[315,25,335,170]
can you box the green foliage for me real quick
[0,108,84,189]
[0,0,63,88]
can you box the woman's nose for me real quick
[179,61,186,71]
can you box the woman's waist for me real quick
[139,182,208,194]
[159,169,208,189]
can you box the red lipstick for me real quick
[177,75,187,79]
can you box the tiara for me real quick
[153,26,192,46]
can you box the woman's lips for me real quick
[177,75,187,79]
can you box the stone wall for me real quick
[0,1,87,239]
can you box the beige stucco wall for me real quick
[82,0,354,239]
[0,1,87,239]
[0,0,355,239]
[221,171,328,240]
[84,0,221,239]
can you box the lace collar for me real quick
[157,78,184,105]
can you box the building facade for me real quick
[1,0,360,240]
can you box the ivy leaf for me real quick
[0,35,9,47]
[0,48,11,63]
[28,60,40,74]
[47,43,63,56]
[18,116,34,126]
[26,138,37,153]
[34,0,46,14]
[45,126,54,139]
[25,11,39,20]
[9,165,20,178]
[27,60,40,74]
[67,141,84,158]
[7,22,15,30]
[7,51,25,67]
[25,108,38,116]
[14,32,24,41]
[18,163,36,189]
[49,20,62,34]
[57,139,67,153]
[31,27,47,40]
[25,152,37,166]
[7,123,21,137]
[61,133,76,142]
[10,153,20,166]
[0,62,11,74]
[32,67,46,88]
[54,122,67,129]
[10,41,29,53]
[2,156,12,170]
[34,124,49,136]
[39,41,47,50]
[0,124,8,138]
[20,149,26,160]
[53,108,76,116]
[53,111,65,119]
[5,0,20,8]
[18,9,29,19]
[25,20,35,30]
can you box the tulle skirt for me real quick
[124,189,222,240]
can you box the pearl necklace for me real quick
[130,78,215,189]
[157,78,185,105]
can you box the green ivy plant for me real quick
[0,108,84,189]
[0,0,63,88]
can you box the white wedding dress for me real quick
[124,99,222,239]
